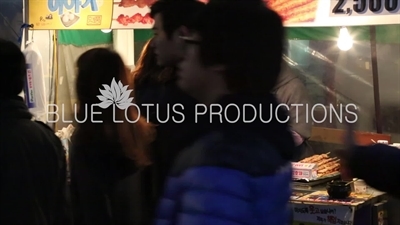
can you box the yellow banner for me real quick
[29,0,113,29]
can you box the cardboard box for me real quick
[292,162,318,180]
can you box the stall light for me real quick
[101,29,112,33]
[337,27,353,51]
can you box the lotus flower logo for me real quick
[97,78,134,110]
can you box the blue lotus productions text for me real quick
[47,103,358,124]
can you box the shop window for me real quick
[377,43,400,142]
[286,39,400,142]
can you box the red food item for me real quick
[140,13,153,24]
[144,0,156,5]
[115,13,154,25]
[118,0,156,8]
[130,13,143,23]
[117,14,130,26]
[119,0,136,8]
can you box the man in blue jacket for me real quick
[154,1,296,224]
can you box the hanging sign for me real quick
[29,0,114,29]
[265,0,320,25]
[28,0,399,29]
[111,0,155,29]
[209,0,399,27]
[292,203,355,225]
[28,0,155,29]
[267,0,400,27]
[329,0,399,17]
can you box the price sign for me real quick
[330,0,399,17]
[292,163,318,180]
[293,203,355,225]
[292,163,316,169]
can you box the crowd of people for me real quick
[0,0,399,224]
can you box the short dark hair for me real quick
[150,0,206,38]
[0,38,26,97]
[189,0,285,94]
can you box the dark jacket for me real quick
[349,144,400,198]
[70,129,138,225]
[134,73,209,224]
[154,93,295,225]
[0,96,68,224]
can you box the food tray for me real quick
[293,172,340,182]
[291,190,315,199]
[293,175,341,190]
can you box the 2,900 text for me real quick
[332,0,399,15]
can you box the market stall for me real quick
[290,152,390,225]
[126,2,400,224]
[23,0,399,223]
[266,1,399,224]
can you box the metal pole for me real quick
[22,0,29,49]
[54,31,59,131]
[369,25,383,133]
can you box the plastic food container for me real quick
[391,143,400,149]
[352,179,368,194]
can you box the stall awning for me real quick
[286,25,400,44]
[56,24,399,47]
[134,25,400,44]
[58,30,113,46]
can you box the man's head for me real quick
[150,0,206,66]
[177,0,285,103]
[0,38,26,98]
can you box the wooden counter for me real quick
[310,127,391,145]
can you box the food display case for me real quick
[290,151,388,225]
[292,153,341,190]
